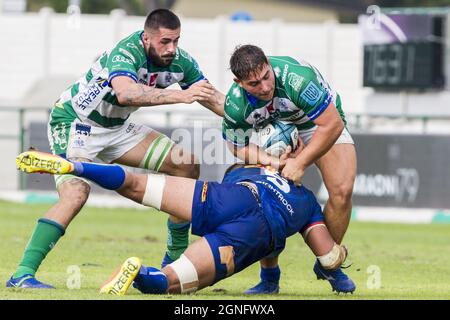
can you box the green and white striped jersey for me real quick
[222,56,347,147]
[53,30,205,128]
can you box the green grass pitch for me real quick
[0,200,449,300]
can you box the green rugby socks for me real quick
[13,218,65,279]
[166,219,190,261]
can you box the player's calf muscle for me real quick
[116,173,147,203]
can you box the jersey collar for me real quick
[245,91,259,107]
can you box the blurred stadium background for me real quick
[1,0,450,299]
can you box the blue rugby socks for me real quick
[133,266,169,294]
[260,266,281,283]
[72,162,126,190]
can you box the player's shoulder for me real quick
[174,47,198,67]
[269,56,317,80]
[269,55,301,67]
[269,56,321,97]
[111,30,146,63]
[224,83,248,120]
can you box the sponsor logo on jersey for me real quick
[281,64,289,85]
[225,96,240,111]
[52,122,68,150]
[95,77,109,88]
[287,73,304,92]
[73,123,91,149]
[224,112,237,124]
[232,87,241,98]
[268,97,298,114]
[76,77,109,110]
[125,122,135,134]
[300,81,323,107]
[75,123,91,136]
[266,101,276,114]
[112,55,133,65]
[201,182,208,202]
[257,180,295,215]
[126,42,139,50]
[165,73,172,83]
[249,109,280,130]
[149,73,158,86]
[118,48,136,63]
[281,110,305,122]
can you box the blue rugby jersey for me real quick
[222,165,321,252]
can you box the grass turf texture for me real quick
[0,200,449,300]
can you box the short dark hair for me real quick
[144,9,180,31]
[229,44,268,80]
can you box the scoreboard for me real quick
[360,9,448,90]
[363,41,444,89]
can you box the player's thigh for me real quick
[315,143,357,198]
[158,142,199,178]
[159,175,197,221]
[112,129,163,167]
[200,211,273,284]
[113,128,197,177]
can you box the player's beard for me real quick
[147,44,175,67]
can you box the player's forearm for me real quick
[294,121,344,169]
[116,83,185,106]
[229,142,276,167]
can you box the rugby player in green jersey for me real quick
[6,9,224,289]
[222,45,357,294]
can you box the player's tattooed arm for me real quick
[112,76,184,106]
[117,84,178,106]
[112,76,215,107]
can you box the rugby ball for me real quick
[256,120,299,157]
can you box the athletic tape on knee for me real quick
[141,173,166,210]
[140,134,175,172]
[318,243,347,270]
[302,222,326,239]
[168,254,199,294]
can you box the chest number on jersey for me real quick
[264,168,290,193]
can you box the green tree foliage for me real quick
[27,0,69,13]
[27,0,176,15]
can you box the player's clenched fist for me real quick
[281,158,305,185]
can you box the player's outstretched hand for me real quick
[182,80,215,103]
